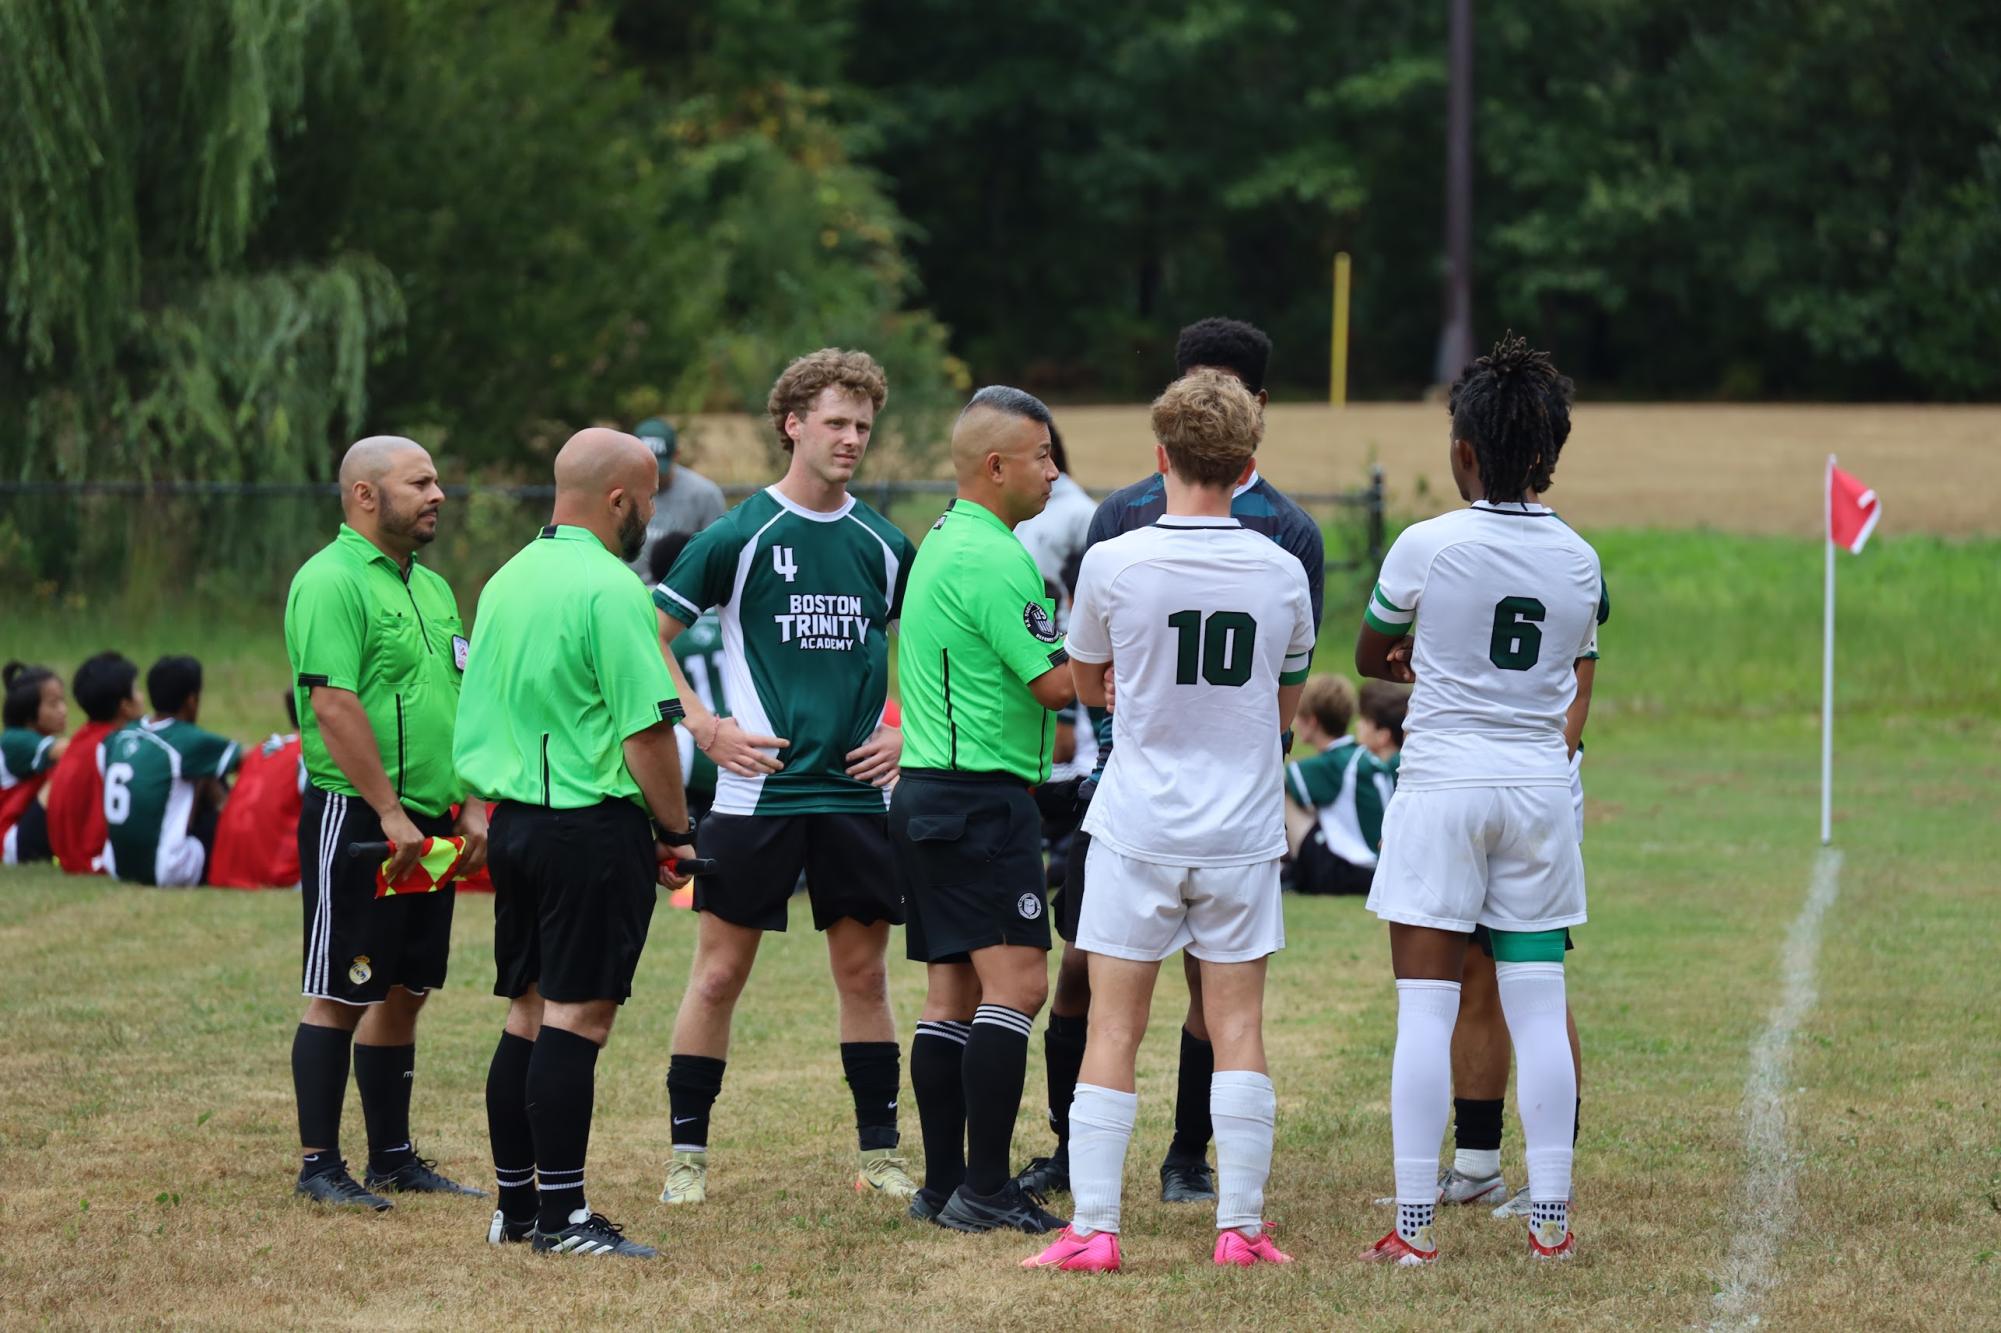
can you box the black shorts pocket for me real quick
[905,814,967,843]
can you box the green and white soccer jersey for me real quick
[102,718,241,886]
[1364,500,1599,790]
[654,487,916,815]
[1286,736,1393,866]
[1,729,56,789]
[671,610,730,800]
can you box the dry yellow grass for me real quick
[1,716,1995,1329]
[678,403,2001,537]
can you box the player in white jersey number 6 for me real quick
[1021,370,1315,1275]
[1355,334,1599,1266]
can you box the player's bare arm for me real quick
[1070,657,1110,709]
[1565,658,1595,759]
[309,683,426,883]
[1355,624,1415,684]
[1277,682,1305,736]
[621,720,697,888]
[656,605,788,776]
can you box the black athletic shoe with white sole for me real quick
[935,1181,1064,1235]
[487,1209,535,1244]
[296,1162,393,1212]
[532,1212,657,1258]
[1159,1152,1218,1203]
[365,1154,489,1197]
[1013,1153,1070,1196]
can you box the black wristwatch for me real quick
[653,819,696,845]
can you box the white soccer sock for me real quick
[1210,1069,1277,1234]
[1066,1083,1137,1237]
[1453,1147,1501,1179]
[1391,979,1461,1228]
[1496,962,1576,1209]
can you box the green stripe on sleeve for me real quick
[1279,666,1311,686]
[1363,605,1410,636]
[1371,583,1409,614]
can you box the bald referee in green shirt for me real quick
[893,386,1079,1234]
[285,435,489,1210]
[455,427,696,1258]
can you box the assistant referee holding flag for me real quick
[893,387,1078,1233]
[285,435,489,1209]
[456,427,696,1258]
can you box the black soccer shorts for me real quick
[299,786,457,1005]
[693,810,902,933]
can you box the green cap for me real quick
[637,416,678,468]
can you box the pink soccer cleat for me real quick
[1214,1224,1293,1266]
[1021,1226,1122,1273]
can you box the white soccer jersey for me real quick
[1363,500,1600,790]
[1068,517,1316,867]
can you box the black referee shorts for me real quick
[890,770,1048,964]
[694,810,902,933]
[298,786,457,1005]
[488,798,658,1005]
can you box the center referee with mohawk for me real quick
[455,427,696,1258]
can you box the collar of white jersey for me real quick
[763,484,855,523]
[1154,515,1243,530]
[1469,499,1555,517]
[1233,468,1262,498]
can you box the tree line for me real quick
[3,0,1995,483]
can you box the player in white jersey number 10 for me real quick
[1021,370,1315,1275]
[1354,334,1599,1266]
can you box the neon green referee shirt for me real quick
[454,525,683,809]
[284,523,466,818]
[898,498,1066,783]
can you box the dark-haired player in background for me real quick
[102,655,239,886]
[47,652,145,874]
[1357,334,1596,1265]
[1,662,68,864]
[1023,317,1324,1203]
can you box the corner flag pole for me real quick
[1820,453,1835,846]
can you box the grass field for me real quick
[3,516,1998,1328]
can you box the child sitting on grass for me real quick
[2,661,70,865]
[1283,675,1401,896]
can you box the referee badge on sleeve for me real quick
[1022,602,1059,643]
[452,635,470,671]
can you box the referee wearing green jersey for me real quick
[894,386,1078,1234]
[455,427,695,1259]
[284,436,488,1210]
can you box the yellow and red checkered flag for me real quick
[373,837,469,898]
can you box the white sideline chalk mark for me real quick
[1710,847,1843,1329]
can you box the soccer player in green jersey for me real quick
[645,530,730,822]
[102,656,239,887]
[1283,675,1395,896]
[1,662,68,864]
[654,350,920,1205]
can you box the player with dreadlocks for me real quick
[1354,333,1599,1265]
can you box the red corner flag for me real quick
[1828,465,1880,554]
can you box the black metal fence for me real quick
[0,471,1383,626]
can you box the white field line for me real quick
[1709,847,1844,1329]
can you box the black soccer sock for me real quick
[1044,1013,1087,1154]
[963,1005,1033,1197]
[665,1053,727,1150]
[485,1031,537,1222]
[526,1026,600,1233]
[1167,1027,1215,1162]
[354,1042,416,1173]
[840,1041,902,1152]
[292,1022,353,1176]
[1454,1096,1505,1152]
[910,1020,969,1196]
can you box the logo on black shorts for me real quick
[348,955,372,986]
[1022,602,1059,643]
[1017,893,1043,920]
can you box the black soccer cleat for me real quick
[907,1186,949,1224]
[487,1209,535,1245]
[365,1153,489,1197]
[532,1212,657,1258]
[1159,1152,1218,1204]
[1013,1153,1070,1197]
[296,1161,394,1212]
[935,1181,1064,1235]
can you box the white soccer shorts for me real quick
[1367,785,1586,934]
[1077,841,1284,964]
